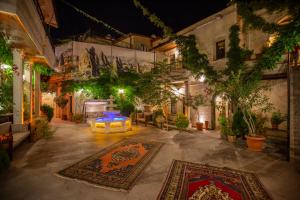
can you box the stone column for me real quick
[12,49,23,124]
[29,63,33,121]
[184,80,191,127]
[34,70,40,116]
[290,67,300,169]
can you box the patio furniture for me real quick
[0,122,13,159]
[0,122,31,160]
[163,115,177,131]
[136,112,153,127]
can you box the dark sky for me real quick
[50,0,229,41]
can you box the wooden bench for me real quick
[136,112,153,127]
[0,122,31,160]
[0,122,13,160]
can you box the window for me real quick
[169,54,175,64]
[171,100,177,115]
[216,40,225,60]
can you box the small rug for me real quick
[158,160,272,200]
[57,139,163,191]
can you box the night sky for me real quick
[50,0,229,41]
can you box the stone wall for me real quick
[290,67,300,169]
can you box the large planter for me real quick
[246,135,266,152]
[272,123,278,130]
[196,122,203,131]
[227,135,236,143]
[205,121,209,129]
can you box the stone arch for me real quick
[211,92,231,130]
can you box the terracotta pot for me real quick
[227,135,236,143]
[196,122,203,131]
[246,135,266,152]
[205,121,209,129]
[272,123,278,130]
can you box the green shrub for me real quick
[153,109,164,125]
[0,145,10,172]
[175,113,189,130]
[72,113,84,123]
[31,117,54,140]
[120,101,135,116]
[40,104,54,122]
[218,115,233,136]
[232,110,248,136]
[271,111,286,125]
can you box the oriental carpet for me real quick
[57,139,163,191]
[158,160,272,200]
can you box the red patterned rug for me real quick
[158,160,272,200]
[57,139,163,191]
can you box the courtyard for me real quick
[1,1,300,199]
[1,120,300,200]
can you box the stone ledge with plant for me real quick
[271,111,286,130]
[40,104,54,122]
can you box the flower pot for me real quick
[205,121,209,129]
[272,123,278,130]
[246,135,266,152]
[196,122,203,131]
[227,135,236,143]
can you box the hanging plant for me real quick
[32,63,54,76]
[0,34,13,66]
[54,96,69,108]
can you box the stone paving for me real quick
[0,120,300,200]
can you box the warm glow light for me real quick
[173,87,185,97]
[199,115,205,123]
[118,89,125,94]
[199,75,206,82]
[0,64,11,69]
[175,48,180,58]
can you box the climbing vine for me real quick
[32,63,54,76]
[0,34,13,66]
[132,0,217,81]
[236,1,300,70]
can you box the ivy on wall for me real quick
[0,34,13,66]
[236,1,300,71]
[133,0,216,81]
[32,63,54,76]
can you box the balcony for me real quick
[0,0,56,67]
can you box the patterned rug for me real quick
[158,160,272,200]
[57,139,163,191]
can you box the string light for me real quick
[60,0,126,36]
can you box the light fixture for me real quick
[199,115,205,123]
[199,75,206,82]
[0,64,11,69]
[118,89,125,94]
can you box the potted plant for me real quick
[54,95,68,120]
[40,104,54,122]
[72,114,84,123]
[205,121,209,129]
[271,111,285,130]
[232,109,248,139]
[175,113,189,131]
[196,122,204,131]
[227,129,236,143]
[226,72,273,151]
[218,115,228,139]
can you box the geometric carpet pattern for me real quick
[57,139,163,191]
[158,160,272,200]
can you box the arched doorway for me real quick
[211,93,230,130]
